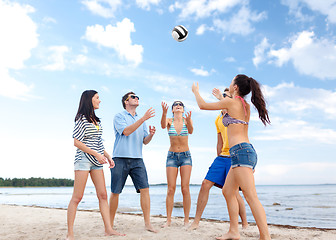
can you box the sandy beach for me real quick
[0,204,335,240]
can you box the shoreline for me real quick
[2,204,336,231]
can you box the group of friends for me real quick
[66,74,272,240]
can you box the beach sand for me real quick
[0,204,335,240]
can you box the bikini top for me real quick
[168,119,188,136]
[222,96,249,127]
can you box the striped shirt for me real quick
[72,115,104,167]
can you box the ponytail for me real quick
[234,75,270,126]
[249,78,270,126]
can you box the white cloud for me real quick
[213,5,266,36]
[42,46,70,71]
[0,68,34,100]
[256,31,336,79]
[196,24,214,35]
[190,66,215,77]
[84,18,144,66]
[253,38,271,67]
[281,0,336,24]
[254,118,336,144]
[224,57,236,62]
[81,0,121,18]
[170,0,242,20]
[136,0,161,10]
[263,82,336,119]
[42,16,57,24]
[0,0,38,99]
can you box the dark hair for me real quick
[234,74,270,126]
[75,90,100,123]
[122,91,135,109]
[224,88,229,92]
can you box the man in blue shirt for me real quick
[109,91,157,233]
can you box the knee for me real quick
[181,185,190,196]
[201,180,212,192]
[241,190,258,205]
[71,194,83,205]
[97,191,108,201]
[167,186,176,196]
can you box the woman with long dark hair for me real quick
[192,75,271,240]
[161,100,193,227]
[66,90,124,240]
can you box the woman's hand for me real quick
[212,88,223,100]
[96,153,108,164]
[106,156,115,168]
[161,102,168,114]
[192,82,199,94]
[185,111,192,121]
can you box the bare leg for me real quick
[189,179,214,230]
[216,169,240,240]
[236,191,248,228]
[139,188,158,233]
[109,192,119,229]
[66,170,89,240]
[235,167,270,240]
[163,167,178,227]
[90,170,125,236]
[180,165,192,226]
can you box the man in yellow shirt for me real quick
[189,88,248,230]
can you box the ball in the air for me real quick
[172,25,188,42]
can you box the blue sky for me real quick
[1,0,336,186]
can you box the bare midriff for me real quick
[169,136,189,152]
[227,124,250,148]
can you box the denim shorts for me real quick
[110,157,149,194]
[229,142,257,170]
[74,152,103,171]
[166,151,192,168]
[205,156,231,188]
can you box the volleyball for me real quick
[172,25,188,42]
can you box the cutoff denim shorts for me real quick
[110,157,149,194]
[229,142,257,170]
[166,151,192,168]
[74,152,103,171]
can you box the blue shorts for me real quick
[74,152,103,171]
[166,151,192,168]
[204,156,231,188]
[110,157,149,194]
[230,142,257,170]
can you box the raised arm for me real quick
[184,111,193,134]
[192,82,230,110]
[123,108,155,136]
[161,102,169,129]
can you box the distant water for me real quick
[1,184,335,229]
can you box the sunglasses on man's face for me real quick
[172,102,184,107]
[126,95,140,101]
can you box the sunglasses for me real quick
[172,102,184,107]
[126,95,139,101]
[222,92,232,98]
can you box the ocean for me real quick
[0,184,335,229]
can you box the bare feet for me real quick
[184,220,190,227]
[105,229,126,236]
[161,221,171,228]
[188,221,199,230]
[242,222,249,229]
[65,234,74,240]
[145,224,159,233]
[216,232,240,240]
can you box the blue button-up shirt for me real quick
[113,110,149,158]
